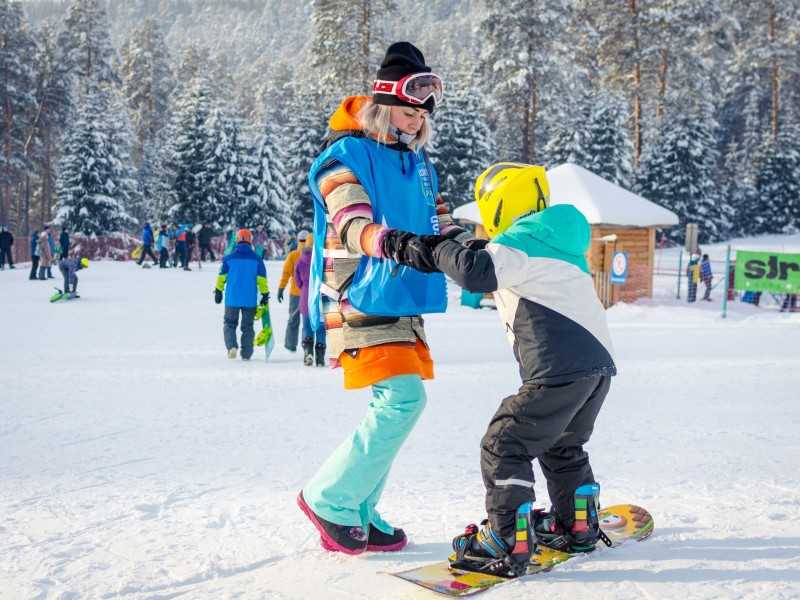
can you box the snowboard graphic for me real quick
[255,303,275,361]
[392,504,653,597]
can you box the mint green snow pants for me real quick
[303,374,427,534]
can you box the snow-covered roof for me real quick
[453,163,679,228]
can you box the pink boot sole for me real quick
[297,491,366,556]
[367,535,408,552]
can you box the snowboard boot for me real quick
[302,337,314,366]
[450,502,534,578]
[227,347,238,359]
[38,266,47,280]
[367,526,407,552]
[314,343,326,367]
[534,483,610,553]
[297,491,368,555]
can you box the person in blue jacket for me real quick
[214,228,269,360]
[138,223,158,266]
[156,224,170,268]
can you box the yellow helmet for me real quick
[474,162,550,238]
[80,257,90,268]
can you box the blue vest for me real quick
[307,136,447,328]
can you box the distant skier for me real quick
[382,163,617,577]
[198,223,216,262]
[686,254,700,303]
[175,224,190,270]
[293,236,325,367]
[700,254,713,301]
[38,226,54,280]
[58,256,90,298]
[138,223,158,266]
[0,225,14,269]
[185,225,196,266]
[29,229,39,280]
[58,226,70,260]
[277,230,308,353]
[213,228,269,360]
[253,224,268,258]
[157,224,170,268]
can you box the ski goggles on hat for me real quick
[372,72,444,107]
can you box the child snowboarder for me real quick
[382,163,617,577]
[213,228,269,360]
[57,256,90,299]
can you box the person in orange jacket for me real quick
[277,230,309,352]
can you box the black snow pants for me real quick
[481,374,611,538]
[0,246,13,268]
[224,307,256,359]
[200,244,215,262]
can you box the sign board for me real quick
[734,250,800,294]
[685,223,699,254]
[610,251,629,285]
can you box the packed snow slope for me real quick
[2,249,800,599]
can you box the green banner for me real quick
[734,250,800,293]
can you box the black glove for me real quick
[381,230,443,273]
[464,238,489,251]
[214,289,223,304]
[260,292,270,306]
[277,288,284,303]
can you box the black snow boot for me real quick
[314,343,326,367]
[302,337,314,366]
[297,491,368,555]
[367,525,407,552]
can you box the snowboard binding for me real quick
[449,502,534,578]
[534,483,613,553]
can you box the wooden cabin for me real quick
[452,163,679,307]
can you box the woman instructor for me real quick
[298,42,473,555]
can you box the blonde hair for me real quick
[357,100,432,151]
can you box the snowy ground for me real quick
[2,240,800,600]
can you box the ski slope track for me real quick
[2,240,799,599]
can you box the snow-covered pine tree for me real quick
[310,0,395,104]
[118,17,174,166]
[29,23,72,226]
[54,81,135,234]
[0,0,38,227]
[430,78,496,208]
[139,123,176,224]
[637,97,727,243]
[106,88,142,226]
[477,0,567,163]
[750,123,800,234]
[720,141,757,238]
[57,0,119,91]
[170,77,212,226]
[576,91,634,189]
[204,109,251,230]
[544,82,633,189]
[252,120,293,239]
[285,94,325,232]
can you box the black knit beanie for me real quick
[372,41,436,113]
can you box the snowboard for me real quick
[392,504,653,597]
[254,303,275,360]
[50,288,79,303]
